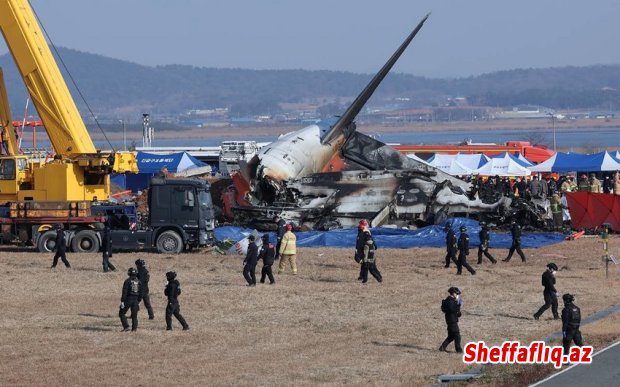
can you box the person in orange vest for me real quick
[277,224,297,275]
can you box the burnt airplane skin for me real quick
[229,13,533,230]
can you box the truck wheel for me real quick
[37,231,57,253]
[156,231,183,254]
[71,230,100,253]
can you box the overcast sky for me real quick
[1,0,618,78]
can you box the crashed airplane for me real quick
[226,14,546,230]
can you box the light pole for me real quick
[548,112,556,151]
[119,119,126,151]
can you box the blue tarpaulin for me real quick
[214,218,565,249]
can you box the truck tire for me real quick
[156,230,183,254]
[71,230,100,253]
[37,231,57,253]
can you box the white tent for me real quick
[453,153,491,170]
[426,153,476,175]
[474,153,531,176]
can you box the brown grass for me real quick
[1,236,619,386]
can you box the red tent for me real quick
[566,192,620,231]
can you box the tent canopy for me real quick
[490,152,534,167]
[136,151,206,173]
[425,153,490,176]
[530,151,620,173]
[474,152,531,176]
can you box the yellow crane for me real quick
[0,0,136,202]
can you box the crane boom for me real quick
[0,0,95,157]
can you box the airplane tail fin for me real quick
[320,13,430,145]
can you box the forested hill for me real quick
[1,47,619,115]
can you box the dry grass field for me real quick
[1,236,619,386]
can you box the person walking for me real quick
[439,287,463,353]
[457,225,476,275]
[356,220,369,279]
[135,259,155,320]
[561,293,583,355]
[477,222,497,264]
[243,235,259,286]
[259,234,276,284]
[51,223,71,269]
[358,221,382,283]
[533,263,560,320]
[165,271,189,331]
[444,223,458,268]
[102,225,116,272]
[277,224,297,275]
[273,214,286,260]
[119,267,142,332]
[503,220,527,262]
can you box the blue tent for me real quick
[530,151,620,172]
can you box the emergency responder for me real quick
[550,193,563,231]
[477,222,497,264]
[568,176,578,192]
[355,220,369,279]
[359,221,382,283]
[503,220,527,262]
[102,225,116,272]
[444,223,458,268]
[561,293,583,355]
[533,263,560,320]
[259,234,276,284]
[51,223,71,269]
[439,287,463,353]
[589,173,602,193]
[577,174,590,192]
[119,267,142,331]
[135,259,154,319]
[165,271,189,331]
[547,176,557,195]
[273,214,286,260]
[614,171,620,195]
[457,225,476,275]
[278,224,297,274]
[243,235,259,286]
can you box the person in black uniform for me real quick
[561,293,583,355]
[444,223,458,268]
[165,271,189,331]
[439,287,463,353]
[477,221,497,264]
[355,220,369,280]
[243,235,259,286]
[119,267,142,331]
[359,222,382,283]
[503,220,527,262]
[135,259,154,319]
[534,263,560,320]
[274,214,286,260]
[259,234,276,284]
[51,223,71,269]
[102,225,116,272]
[457,225,476,275]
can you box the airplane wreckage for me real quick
[223,14,550,230]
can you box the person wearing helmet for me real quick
[477,222,497,264]
[589,173,602,193]
[503,221,526,262]
[358,221,382,283]
[533,263,560,320]
[165,271,189,331]
[259,234,276,284]
[51,223,71,269]
[456,225,476,275]
[243,235,259,286]
[273,214,286,260]
[577,174,590,192]
[278,223,297,275]
[561,293,582,355]
[439,287,463,353]
[444,223,458,268]
[101,224,116,272]
[135,259,154,319]
[119,267,143,331]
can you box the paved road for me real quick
[532,341,620,387]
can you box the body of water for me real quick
[18,126,619,151]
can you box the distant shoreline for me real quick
[90,117,620,141]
